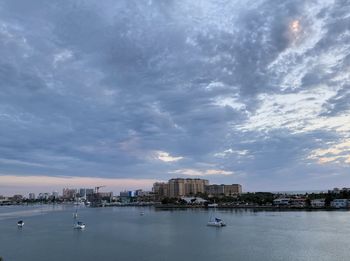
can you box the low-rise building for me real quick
[273,198,291,206]
[12,194,23,202]
[290,198,306,207]
[0,197,11,205]
[331,199,348,208]
[311,199,325,208]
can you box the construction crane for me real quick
[95,185,106,194]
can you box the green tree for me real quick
[325,193,333,207]
[305,198,311,207]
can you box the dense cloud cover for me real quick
[0,0,350,192]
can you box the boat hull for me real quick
[74,222,85,229]
[74,225,85,229]
[207,221,226,227]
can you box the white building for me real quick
[331,199,348,208]
[311,199,325,208]
[181,197,207,204]
[273,198,291,206]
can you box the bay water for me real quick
[0,205,349,261]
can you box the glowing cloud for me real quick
[309,139,350,165]
[155,151,183,162]
[171,168,233,176]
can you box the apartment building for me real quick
[205,184,242,196]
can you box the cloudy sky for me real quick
[1,0,350,195]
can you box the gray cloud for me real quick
[0,0,350,191]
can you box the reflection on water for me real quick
[0,205,64,220]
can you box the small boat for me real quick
[17,220,24,227]
[140,212,145,216]
[207,217,226,227]
[74,221,86,229]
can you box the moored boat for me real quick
[207,217,226,227]
[17,220,24,227]
[74,221,86,229]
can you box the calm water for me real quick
[0,205,349,261]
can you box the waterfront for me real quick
[0,206,349,261]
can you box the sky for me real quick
[0,0,350,196]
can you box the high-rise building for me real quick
[205,184,225,195]
[153,179,242,198]
[120,191,134,197]
[152,182,169,198]
[168,179,185,197]
[78,188,94,198]
[62,188,77,200]
[79,188,87,198]
[205,184,242,196]
[168,178,208,197]
[223,184,242,195]
[85,189,94,196]
[99,192,113,200]
[52,191,59,198]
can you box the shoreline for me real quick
[154,204,349,211]
[1,203,348,211]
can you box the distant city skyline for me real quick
[1,1,350,194]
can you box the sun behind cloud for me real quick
[290,20,301,33]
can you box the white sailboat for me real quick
[17,220,24,227]
[74,221,86,229]
[207,201,226,227]
[72,200,85,229]
[207,217,226,227]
